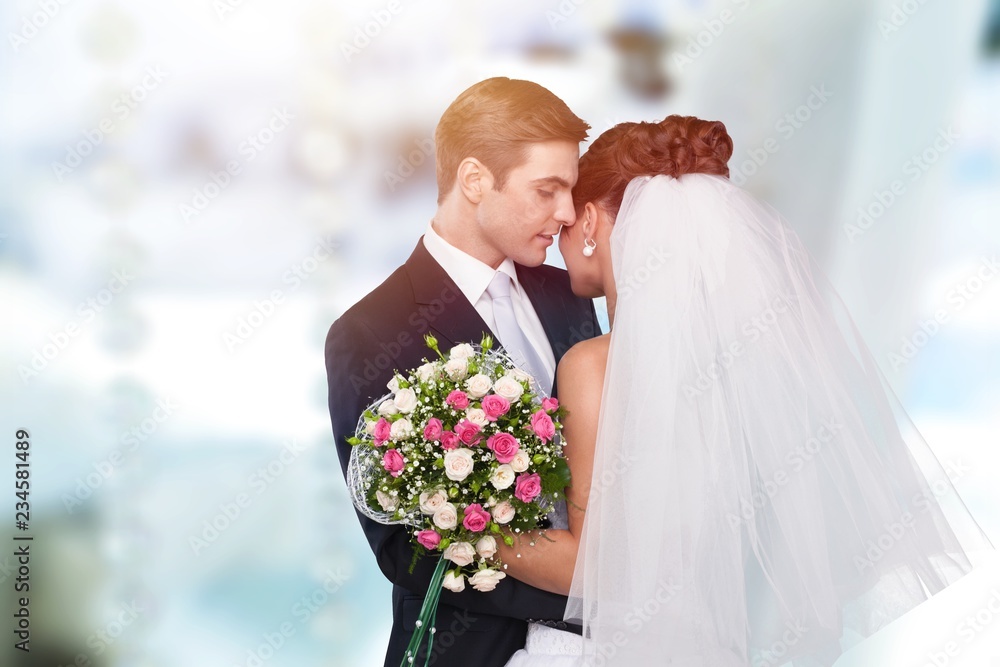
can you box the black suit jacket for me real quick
[324,237,601,667]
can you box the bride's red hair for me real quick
[573,115,733,217]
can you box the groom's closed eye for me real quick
[530,176,572,189]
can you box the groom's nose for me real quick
[554,191,576,227]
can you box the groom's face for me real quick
[477,140,579,267]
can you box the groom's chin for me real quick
[511,245,549,268]
[517,255,546,268]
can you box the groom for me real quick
[325,77,601,666]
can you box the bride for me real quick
[500,116,992,665]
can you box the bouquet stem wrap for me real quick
[401,555,448,667]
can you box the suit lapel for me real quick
[404,238,495,351]
[515,263,571,365]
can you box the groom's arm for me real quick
[325,313,570,621]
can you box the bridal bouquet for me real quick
[347,334,569,665]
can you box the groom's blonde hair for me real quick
[434,77,589,203]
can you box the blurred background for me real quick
[2,0,999,665]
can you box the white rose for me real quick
[378,400,399,417]
[509,367,532,384]
[364,419,378,436]
[433,502,458,530]
[376,490,398,512]
[493,500,515,524]
[415,362,439,383]
[442,571,466,593]
[475,536,498,560]
[443,448,475,482]
[443,541,476,567]
[419,489,448,515]
[444,358,468,381]
[387,376,401,393]
[465,408,489,427]
[464,373,492,398]
[509,450,530,473]
[390,417,414,441]
[469,569,506,592]
[492,375,524,402]
[393,388,418,414]
[490,464,515,490]
[449,343,475,360]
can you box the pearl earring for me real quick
[582,238,597,257]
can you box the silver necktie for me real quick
[486,271,552,395]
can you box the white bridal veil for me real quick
[564,174,992,666]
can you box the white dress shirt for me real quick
[422,221,556,383]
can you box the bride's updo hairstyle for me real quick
[573,115,733,217]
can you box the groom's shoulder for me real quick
[326,262,413,346]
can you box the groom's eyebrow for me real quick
[529,176,571,188]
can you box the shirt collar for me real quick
[423,221,520,304]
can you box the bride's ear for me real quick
[583,201,615,238]
[582,201,599,236]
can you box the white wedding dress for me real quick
[505,499,584,666]
[506,624,583,665]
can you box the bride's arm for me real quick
[496,338,607,596]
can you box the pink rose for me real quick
[446,390,470,410]
[481,394,511,421]
[382,449,405,477]
[440,431,460,450]
[530,410,556,443]
[455,419,482,446]
[373,418,391,446]
[416,529,441,550]
[541,397,559,412]
[514,472,542,503]
[462,503,491,532]
[487,432,520,464]
[423,418,444,441]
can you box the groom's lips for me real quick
[536,233,555,246]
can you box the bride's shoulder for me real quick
[556,334,611,384]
